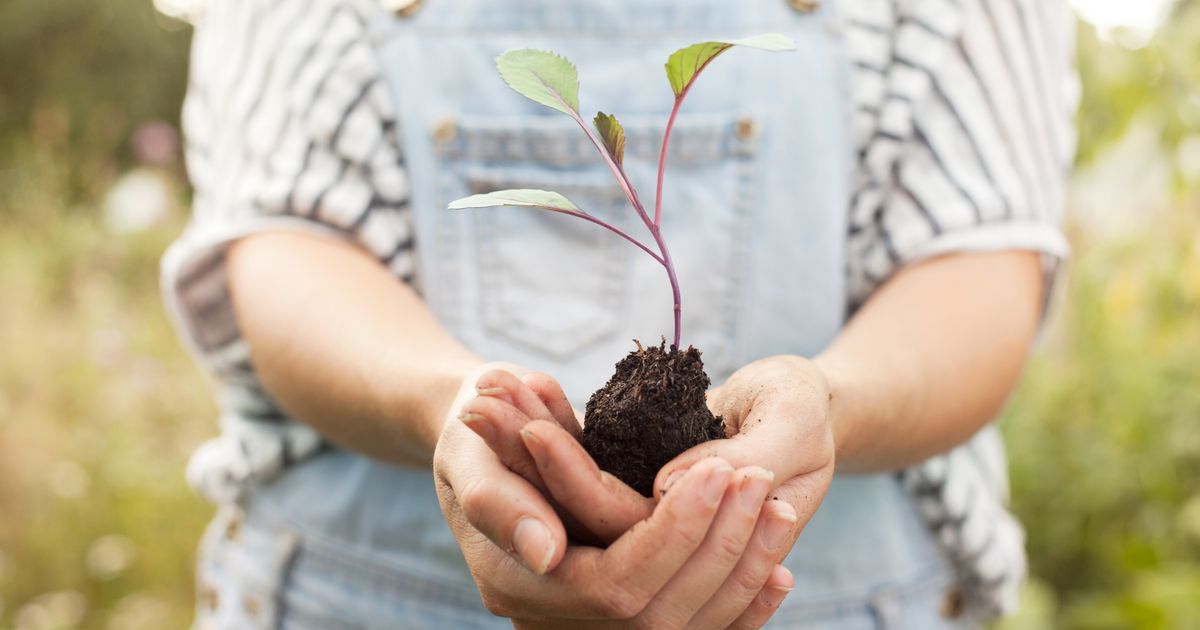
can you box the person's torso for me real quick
[245,1,963,626]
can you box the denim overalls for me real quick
[194,1,972,628]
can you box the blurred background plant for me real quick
[0,0,1196,628]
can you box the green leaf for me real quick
[447,189,582,213]
[664,33,796,97]
[593,111,626,167]
[495,49,581,115]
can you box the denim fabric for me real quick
[194,495,508,630]
[195,454,976,628]
[195,0,978,627]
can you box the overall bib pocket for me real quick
[432,112,759,362]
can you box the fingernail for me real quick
[475,386,507,397]
[761,585,793,608]
[458,411,493,440]
[703,464,734,506]
[661,468,684,494]
[519,428,547,464]
[745,467,775,483]
[512,518,555,575]
[763,507,798,552]
[739,468,774,512]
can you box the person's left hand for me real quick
[653,355,836,549]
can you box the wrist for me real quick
[395,352,483,455]
[426,359,531,448]
[815,349,925,473]
[811,355,861,471]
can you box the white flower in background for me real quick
[86,534,137,581]
[103,169,174,234]
[1068,121,1172,242]
[15,590,87,630]
[107,594,173,630]
[154,0,207,23]
[1070,0,1173,48]
[48,460,89,500]
[1177,134,1200,183]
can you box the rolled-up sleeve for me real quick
[845,0,1079,309]
[162,0,412,376]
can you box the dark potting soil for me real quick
[582,340,726,497]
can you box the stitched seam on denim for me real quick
[280,578,498,630]
[376,1,804,39]
[295,543,485,613]
[439,117,744,164]
[465,167,627,356]
[384,25,820,38]
[434,168,466,335]
[277,589,360,630]
[239,496,486,609]
[719,122,760,374]
[778,561,956,618]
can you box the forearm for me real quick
[815,251,1044,473]
[227,231,482,466]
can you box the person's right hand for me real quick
[458,369,651,543]
[433,366,799,629]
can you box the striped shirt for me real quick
[162,0,1077,619]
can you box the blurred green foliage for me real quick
[0,159,214,628]
[999,208,1200,629]
[994,2,1200,628]
[1073,0,1200,181]
[0,0,190,212]
[0,1,1197,629]
[0,2,207,629]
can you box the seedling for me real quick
[449,36,796,496]
[449,34,796,350]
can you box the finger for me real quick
[640,467,775,629]
[768,467,834,539]
[687,500,798,628]
[481,458,733,621]
[582,458,734,618]
[476,369,555,423]
[459,396,546,489]
[523,372,584,438]
[520,420,653,542]
[461,406,606,544]
[728,564,795,630]
[441,429,568,575]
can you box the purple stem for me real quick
[544,207,664,266]
[648,100,687,347]
[567,109,685,347]
[654,54,721,228]
[646,60,724,347]
[648,224,682,349]
[553,92,686,348]
[653,98,684,227]
[566,110,654,231]
[543,84,651,229]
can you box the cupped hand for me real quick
[459,368,651,543]
[434,366,799,628]
[653,356,837,554]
